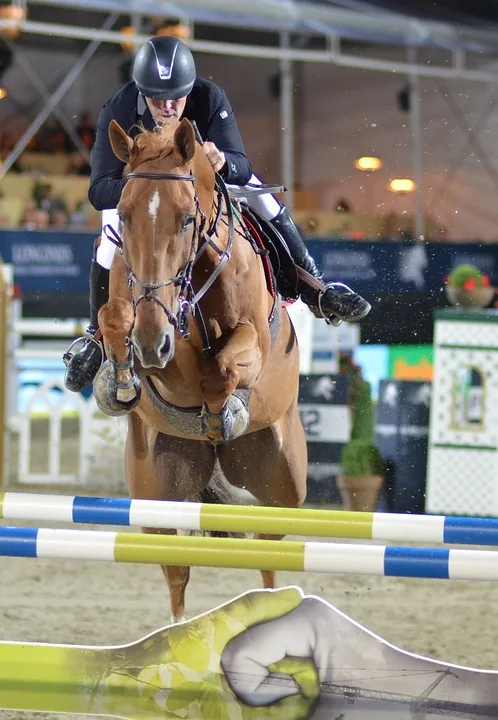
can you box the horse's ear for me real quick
[109,119,135,163]
[173,118,196,163]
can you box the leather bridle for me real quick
[104,167,235,348]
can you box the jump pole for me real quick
[2,526,498,581]
[2,491,498,545]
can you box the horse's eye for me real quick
[182,215,195,232]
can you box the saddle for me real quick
[227,184,300,302]
[241,206,300,302]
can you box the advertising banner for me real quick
[298,374,349,504]
[375,379,430,514]
[1,230,498,297]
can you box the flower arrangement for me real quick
[444,263,494,309]
[444,263,491,290]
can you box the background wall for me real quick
[2,43,498,241]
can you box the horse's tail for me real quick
[196,458,258,539]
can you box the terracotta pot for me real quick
[445,285,495,309]
[336,475,383,512]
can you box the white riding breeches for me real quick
[95,174,282,270]
[96,208,122,269]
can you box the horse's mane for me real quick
[126,119,180,172]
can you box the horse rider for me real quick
[64,35,371,393]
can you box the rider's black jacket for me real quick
[88,78,253,211]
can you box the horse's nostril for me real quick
[160,335,171,357]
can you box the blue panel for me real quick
[444,516,498,546]
[0,229,94,293]
[0,526,38,557]
[384,546,450,579]
[72,497,131,526]
[1,232,498,296]
[353,346,389,401]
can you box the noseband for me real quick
[104,167,235,346]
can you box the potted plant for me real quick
[337,355,385,511]
[444,263,495,309]
[337,439,385,511]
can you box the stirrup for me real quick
[316,297,343,327]
[317,282,358,327]
[62,335,103,368]
[319,282,370,325]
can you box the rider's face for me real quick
[145,95,187,125]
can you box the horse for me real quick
[93,117,308,623]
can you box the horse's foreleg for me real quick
[199,324,262,443]
[217,408,308,594]
[94,297,140,416]
[127,423,216,624]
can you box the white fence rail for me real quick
[1,268,127,487]
[12,377,126,486]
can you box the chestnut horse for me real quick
[93,117,307,622]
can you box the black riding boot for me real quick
[271,207,371,322]
[63,260,109,392]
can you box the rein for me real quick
[104,166,235,352]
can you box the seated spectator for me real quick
[26,136,39,151]
[68,199,99,231]
[67,151,91,176]
[20,199,37,227]
[33,182,68,215]
[0,131,23,172]
[38,121,72,153]
[33,209,50,229]
[50,208,69,227]
[0,132,14,151]
[76,111,96,149]
[68,199,87,227]
[21,201,50,229]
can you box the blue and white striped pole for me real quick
[1,525,498,580]
[2,492,498,545]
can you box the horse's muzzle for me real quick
[132,328,175,369]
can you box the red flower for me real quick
[463,278,477,291]
[481,275,490,287]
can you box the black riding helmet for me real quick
[132,36,196,100]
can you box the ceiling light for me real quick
[389,178,416,193]
[354,156,382,172]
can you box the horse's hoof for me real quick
[201,394,249,444]
[200,407,228,445]
[93,362,141,417]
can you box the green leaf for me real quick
[199,684,233,720]
[169,625,212,672]
[166,680,205,712]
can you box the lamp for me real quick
[354,156,383,172]
[389,178,416,193]
[0,87,7,99]
[120,25,136,53]
[156,23,191,40]
[0,3,26,39]
[354,156,382,214]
